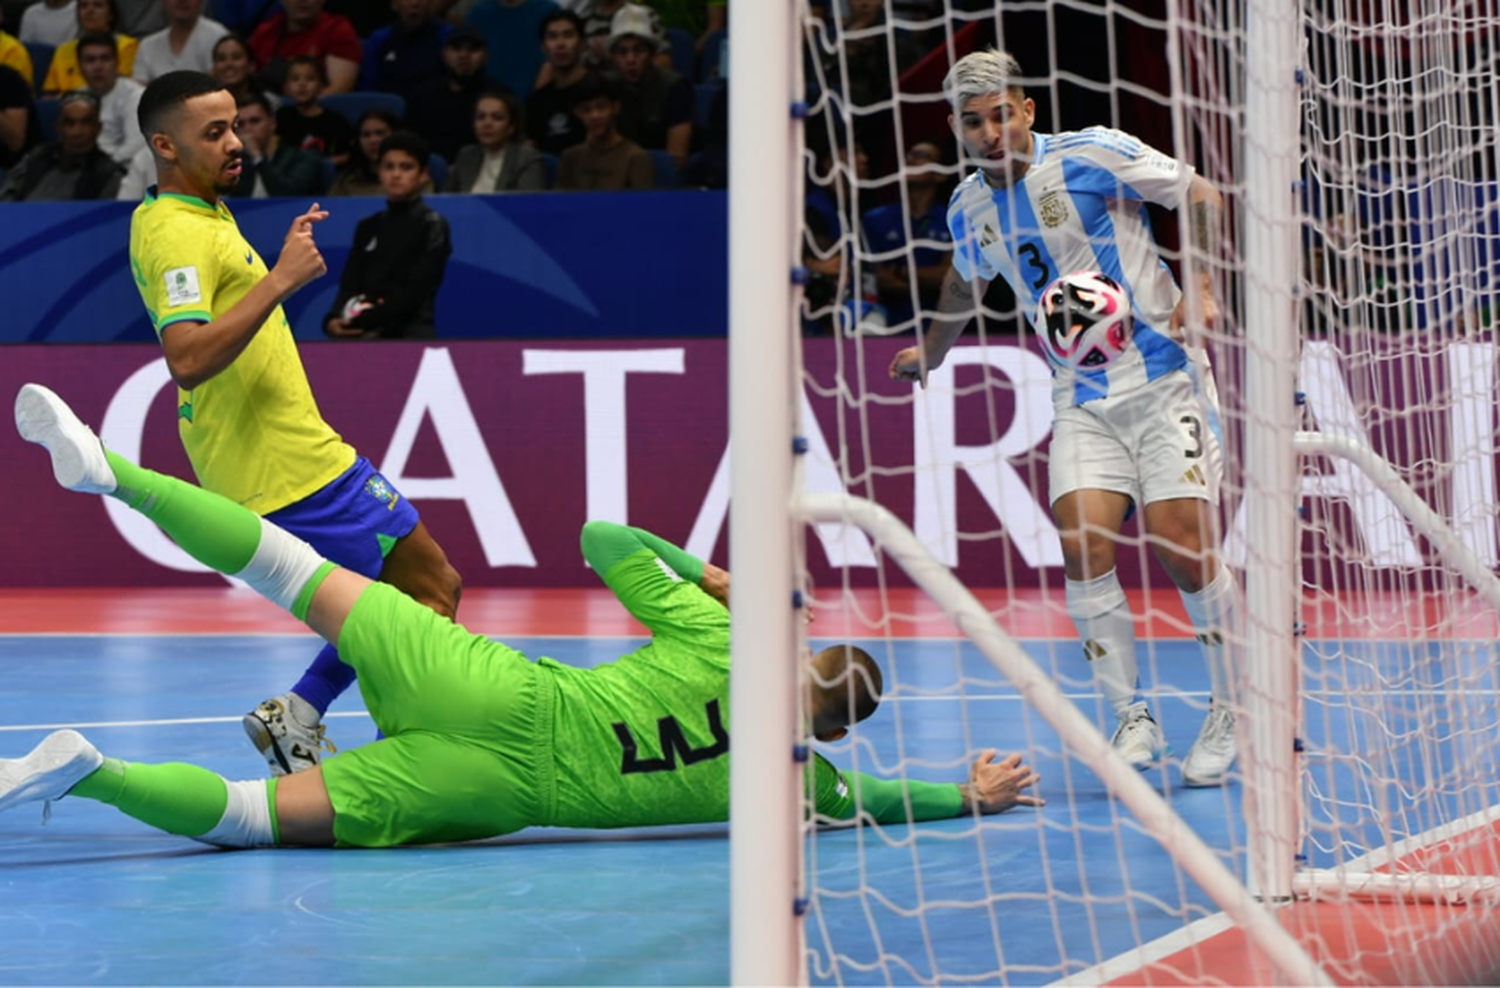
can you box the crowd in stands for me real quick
[0,0,732,200]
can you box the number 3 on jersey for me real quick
[1017,243,1051,290]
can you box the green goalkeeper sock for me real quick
[69,758,230,837]
[105,450,261,575]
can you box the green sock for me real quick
[105,450,263,575]
[69,758,229,838]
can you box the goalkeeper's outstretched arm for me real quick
[888,265,989,387]
[578,520,729,607]
[813,749,1044,826]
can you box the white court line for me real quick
[0,711,372,733]
[1050,913,1237,986]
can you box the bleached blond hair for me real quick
[944,48,1025,116]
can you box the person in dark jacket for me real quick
[445,88,545,193]
[325,130,452,340]
[0,90,123,200]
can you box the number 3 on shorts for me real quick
[1179,415,1203,459]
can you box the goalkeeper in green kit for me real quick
[0,384,1043,849]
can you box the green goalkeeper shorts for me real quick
[319,582,556,847]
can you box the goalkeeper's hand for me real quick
[959,749,1044,815]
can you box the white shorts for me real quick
[1047,369,1223,509]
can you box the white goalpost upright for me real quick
[731,0,1500,983]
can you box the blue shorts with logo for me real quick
[265,457,420,580]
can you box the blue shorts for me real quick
[265,457,420,579]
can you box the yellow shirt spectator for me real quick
[129,189,355,513]
[43,33,136,93]
[0,31,33,90]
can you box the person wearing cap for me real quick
[583,0,665,70]
[605,3,692,167]
[0,90,123,200]
[464,0,558,100]
[405,22,491,162]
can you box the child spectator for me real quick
[361,0,450,101]
[19,0,77,48]
[248,0,360,95]
[405,23,487,162]
[0,6,34,92]
[210,32,276,109]
[325,130,452,339]
[77,31,142,166]
[276,54,352,165]
[0,90,122,199]
[447,88,545,192]
[227,91,323,198]
[605,4,691,166]
[524,8,589,156]
[555,73,652,191]
[132,0,229,84]
[42,0,138,94]
[465,0,558,99]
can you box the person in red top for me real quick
[248,0,360,95]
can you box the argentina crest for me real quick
[1039,190,1069,228]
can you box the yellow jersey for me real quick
[0,32,33,91]
[129,189,355,513]
[43,34,137,93]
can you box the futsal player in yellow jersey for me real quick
[126,71,462,775]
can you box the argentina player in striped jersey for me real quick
[890,49,1239,787]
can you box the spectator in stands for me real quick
[248,0,360,95]
[605,4,690,166]
[328,107,399,196]
[227,90,322,198]
[113,0,163,37]
[447,88,544,192]
[18,0,76,48]
[210,32,274,108]
[524,8,588,156]
[42,0,138,94]
[276,55,351,164]
[325,130,452,340]
[0,90,121,199]
[860,138,954,331]
[132,0,228,84]
[361,0,449,102]
[0,63,43,168]
[465,0,557,99]
[582,1,662,71]
[404,23,486,162]
[0,6,34,92]
[77,30,142,166]
[555,72,651,190]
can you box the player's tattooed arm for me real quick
[890,267,983,385]
[1187,174,1224,262]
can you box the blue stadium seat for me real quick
[317,156,336,194]
[33,96,60,142]
[24,41,52,91]
[647,148,677,189]
[694,81,720,131]
[321,92,407,129]
[540,153,558,188]
[664,27,694,81]
[696,29,725,82]
[426,152,448,191]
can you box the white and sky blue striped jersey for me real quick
[948,126,1199,407]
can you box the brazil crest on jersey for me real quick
[948,127,1198,407]
[129,190,354,513]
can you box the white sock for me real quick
[195,779,277,849]
[1180,564,1241,706]
[234,519,327,613]
[1066,571,1140,720]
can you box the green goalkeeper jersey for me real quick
[541,523,964,830]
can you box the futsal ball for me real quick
[342,294,377,321]
[1037,271,1134,368]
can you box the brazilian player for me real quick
[126,70,461,776]
[2,385,1044,846]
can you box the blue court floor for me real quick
[1,631,1495,985]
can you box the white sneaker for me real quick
[14,383,116,494]
[242,693,336,777]
[1110,703,1166,770]
[0,729,104,814]
[1182,704,1238,787]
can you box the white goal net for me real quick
[727,0,1500,984]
